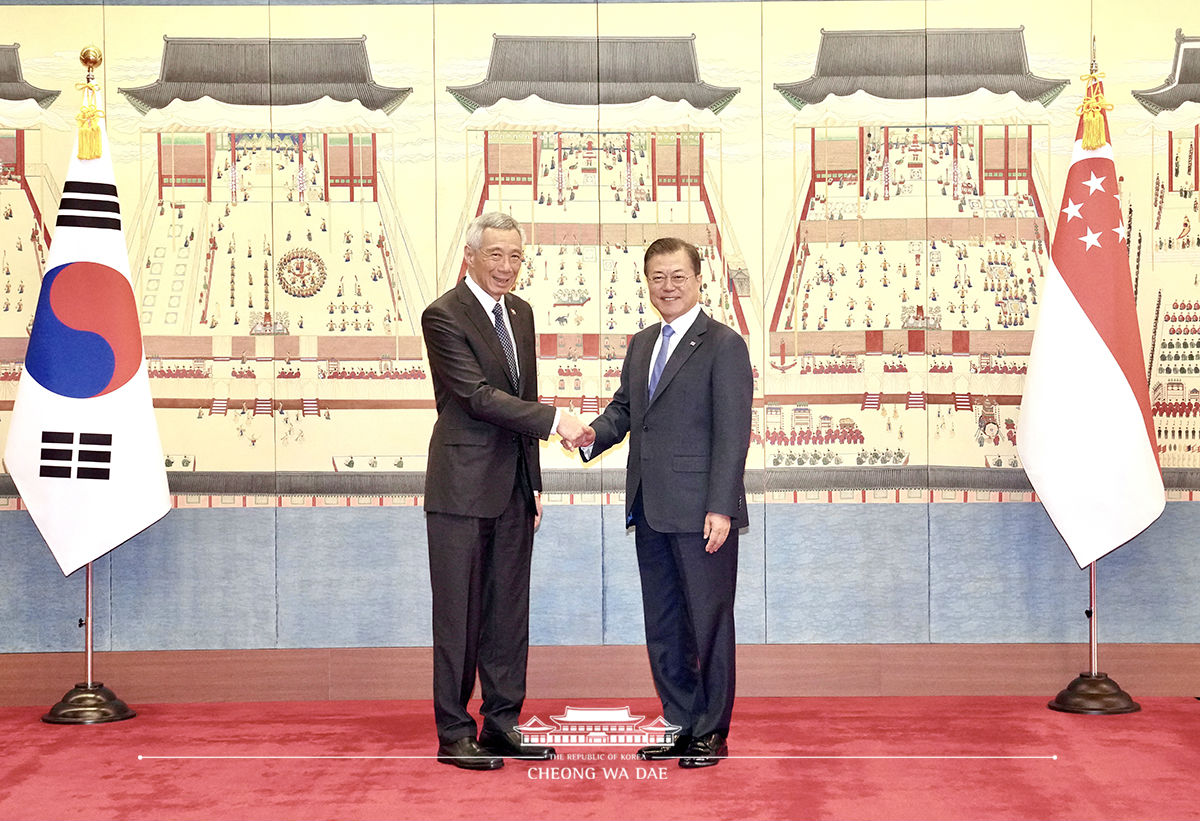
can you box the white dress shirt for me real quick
[648,302,703,378]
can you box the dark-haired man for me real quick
[579,237,752,768]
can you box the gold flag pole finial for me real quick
[76,46,103,160]
[1076,38,1112,151]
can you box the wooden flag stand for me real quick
[42,563,136,724]
[1048,561,1140,715]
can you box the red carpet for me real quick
[1,696,1197,820]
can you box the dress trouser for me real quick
[632,493,738,739]
[426,475,534,743]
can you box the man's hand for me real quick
[556,411,594,450]
[534,493,543,529]
[574,424,596,449]
[702,512,731,553]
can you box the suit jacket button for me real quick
[642,424,649,432]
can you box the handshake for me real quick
[556,411,595,451]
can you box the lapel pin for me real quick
[689,341,697,347]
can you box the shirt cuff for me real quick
[550,408,561,439]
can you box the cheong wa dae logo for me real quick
[514,706,680,746]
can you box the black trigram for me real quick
[39,431,112,480]
[55,180,121,232]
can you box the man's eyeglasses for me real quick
[648,274,696,287]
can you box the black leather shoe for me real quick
[678,733,727,768]
[437,737,504,770]
[637,734,693,761]
[479,729,556,761]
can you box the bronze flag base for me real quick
[1048,672,1140,715]
[42,682,136,725]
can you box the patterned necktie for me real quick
[647,324,675,401]
[492,302,519,387]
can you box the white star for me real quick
[1079,227,1103,250]
[1082,171,1107,195]
[1113,222,1127,243]
[1062,199,1083,221]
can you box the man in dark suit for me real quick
[579,237,753,769]
[422,212,588,770]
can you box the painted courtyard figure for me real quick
[421,211,590,770]
[577,237,753,768]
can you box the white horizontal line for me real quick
[138,754,1059,762]
[140,755,444,760]
[731,755,1058,760]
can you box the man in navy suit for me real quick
[422,212,589,770]
[579,237,753,768]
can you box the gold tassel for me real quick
[1076,73,1113,151]
[76,81,103,160]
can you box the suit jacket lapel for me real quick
[633,324,657,410]
[457,279,517,392]
[647,311,708,410]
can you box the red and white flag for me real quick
[2,86,169,575]
[1018,76,1164,567]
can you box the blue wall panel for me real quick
[764,504,932,643]
[109,509,278,650]
[529,504,605,645]
[736,505,768,644]
[928,503,1200,643]
[276,507,432,648]
[929,503,1088,643]
[0,512,111,652]
[1092,503,1200,643]
[601,505,643,645]
[2,503,1198,652]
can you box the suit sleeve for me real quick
[422,301,555,439]
[581,344,635,462]
[706,330,754,517]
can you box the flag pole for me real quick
[1089,561,1098,676]
[1046,41,1143,716]
[1017,38,1152,716]
[34,47,140,725]
[1047,561,1139,714]
[42,561,136,724]
[85,561,93,686]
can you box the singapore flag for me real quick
[1019,80,1164,567]
[3,105,169,575]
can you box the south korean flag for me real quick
[3,95,169,575]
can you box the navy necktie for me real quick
[647,324,675,400]
[492,302,518,386]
